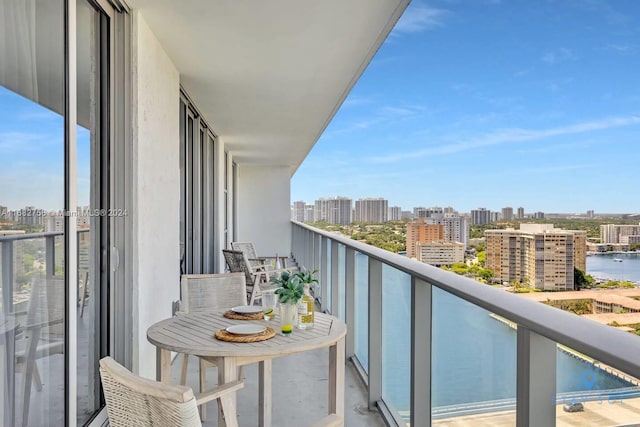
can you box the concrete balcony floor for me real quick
[173,348,385,427]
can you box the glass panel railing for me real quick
[382,265,411,422]
[355,252,369,372]
[338,244,345,321]
[432,287,517,426]
[326,240,332,313]
[555,343,640,426]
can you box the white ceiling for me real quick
[125,0,409,174]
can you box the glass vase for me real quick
[280,302,298,335]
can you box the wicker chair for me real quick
[178,272,247,419]
[99,356,243,427]
[222,249,294,306]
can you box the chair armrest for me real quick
[195,380,244,406]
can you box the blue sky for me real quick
[291,0,640,214]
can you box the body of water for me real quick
[351,252,640,414]
[587,252,640,283]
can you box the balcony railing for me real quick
[291,221,640,427]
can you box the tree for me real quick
[574,267,594,290]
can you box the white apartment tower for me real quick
[502,207,514,221]
[354,198,388,223]
[315,196,352,225]
[388,206,401,221]
[471,208,492,225]
[292,200,306,222]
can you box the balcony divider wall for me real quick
[291,220,640,427]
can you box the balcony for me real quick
[3,223,640,426]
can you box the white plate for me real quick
[231,305,263,314]
[225,324,266,335]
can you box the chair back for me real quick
[99,356,202,427]
[180,273,246,313]
[222,249,255,286]
[230,242,262,269]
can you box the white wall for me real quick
[131,11,180,379]
[236,165,291,259]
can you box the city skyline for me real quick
[291,0,640,213]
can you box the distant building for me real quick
[354,198,388,223]
[406,213,469,258]
[406,220,443,259]
[532,211,545,219]
[0,205,7,220]
[314,196,352,225]
[600,223,640,244]
[292,201,306,222]
[471,208,492,225]
[501,207,514,221]
[416,241,465,266]
[305,205,315,222]
[517,207,525,219]
[400,210,413,220]
[388,206,401,221]
[586,210,595,219]
[413,207,428,218]
[486,224,587,291]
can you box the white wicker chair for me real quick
[178,272,247,419]
[99,356,243,427]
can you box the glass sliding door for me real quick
[1,0,114,425]
[76,0,110,424]
[0,1,66,425]
[179,94,217,275]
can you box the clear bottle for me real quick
[297,283,315,330]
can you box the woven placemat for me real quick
[214,327,276,343]
[223,310,264,321]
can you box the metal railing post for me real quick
[46,234,56,277]
[368,258,383,410]
[320,237,328,312]
[411,277,432,427]
[345,247,356,360]
[331,240,339,317]
[1,240,14,313]
[517,326,556,427]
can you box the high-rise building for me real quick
[416,241,465,266]
[413,207,428,218]
[600,223,640,244]
[292,201,306,222]
[471,208,492,225]
[533,211,545,219]
[314,196,352,225]
[406,219,443,259]
[305,204,315,223]
[388,206,401,221]
[401,210,413,220]
[517,207,525,219]
[501,207,514,221]
[354,198,388,223]
[586,210,595,219]
[486,224,587,291]
[0,205,7,220]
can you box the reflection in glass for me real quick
[432,287,516,425]
[0,0,66,425]
[381,265,411,420]
[76,0,105,423]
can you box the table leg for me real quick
[217,356,238,427]
[258,359,272,427]
[329,338,345,418]
[156,348,171,383]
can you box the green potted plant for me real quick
[271,271,304,334]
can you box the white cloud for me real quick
[365,115,640,164]
[392,5,448,35]
[542,48,578,64]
